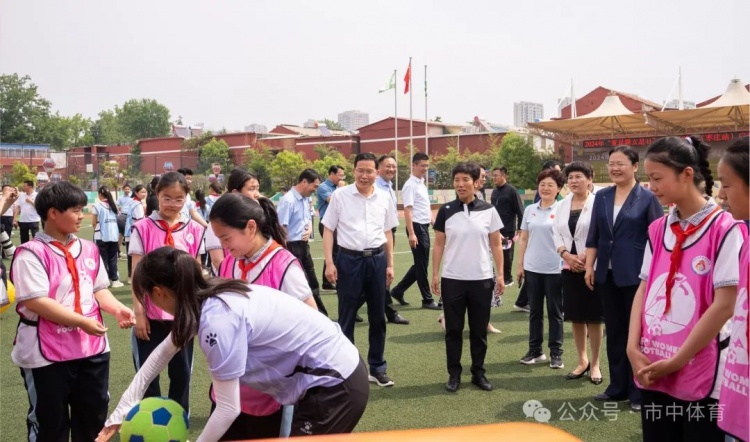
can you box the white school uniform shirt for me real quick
[11,232,111,368]
[400,175,432,224]
[320,184,399,251]
[639,202,742,400]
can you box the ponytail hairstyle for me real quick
[722,136,749,187]
[209,181,223,195]
[209,193,287,247]
[132,247,250,348]
[155,171,190,195]
[645,136,714,196]
[146,176,161,216]
[132,184,146,202]
[195,189,207,210]
[98,186,119,215]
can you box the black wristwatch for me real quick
[559,249,567,258]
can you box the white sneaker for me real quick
[110,280,124,288]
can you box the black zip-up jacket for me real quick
[490,183,524,236]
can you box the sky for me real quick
[1,0,747,132]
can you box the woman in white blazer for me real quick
[552,162,604,385]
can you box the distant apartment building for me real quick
[664,99,696,110]
[513,101,544,127]
[244,123,268,134]
[337,110,369,131]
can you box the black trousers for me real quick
[21,353,110,442]
[501,233,515,284]
[19,221,39,244]
[640,389,724,442]
[441,278,493,378]
[209,388,284,441]
[336,249,387,374]
[319,222,338,287]
[1,215,12,238]
[391,222,433,304]
[95,240,119,282]
[356,227,399,320]
[291,358,369,436]
[132,318,194,413]
[526,270,564,355]
[287,240,328,316]
[125,241,133,278]
[599,271,641,404]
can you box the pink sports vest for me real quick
[217,246,299,417]
[638,211,741,401]
[133,218,205,320]
[13,239,106,362]
[719,228,749,442]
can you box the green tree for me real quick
[244,145,275,195]
[311,145,351,181]
[0,74,52,144]
[44,112,94,150]
[116,98,171,141]
[91,109,126,145]
[495,132,541,189]
[269,150,309,191]
[432,147,463,189]
[10,161,37,186]
[197,138,233,176]
[320,119,344,131]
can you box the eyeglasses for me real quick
[355,168,377,176]
[159,196,185,206]
[607,162,630,170]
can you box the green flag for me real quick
[379,72,396,93]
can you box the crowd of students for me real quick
[0,135,746,442]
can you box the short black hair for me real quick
[377,155,396,168]
[1,184,10,190]
[493,166,508,174]
[297,168,320,184]
[537,168,564,187]
[23,180,35,188]
[412,152,429,164]
[354,152,377,168]
[609,145,639,165]
[563,161,593,180]
[452,162,480,180]
[177,168,194,176]
[541,160,561,171]
[35,182,88,222]
[328,165,344,175]
[722,136,749,187]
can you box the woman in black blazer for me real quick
[584,146,663,411]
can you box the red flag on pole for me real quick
[403,61,411,94]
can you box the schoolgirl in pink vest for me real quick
[10,182,135,442]
[209,192,317,441]
[206,168,262,274]
[129,172,206,415]
[627,136,745,441]
[716,136,749,442]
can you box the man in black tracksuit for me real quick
[490,167,524,288]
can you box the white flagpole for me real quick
[424,64,429,190]
[409,56,413,163]
[678,66,684,110]
[571,78,577,118]
[394,68,399,193]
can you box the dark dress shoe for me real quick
[565,363,590,380]
[322,282,336,291]
[388,314,410,325]
[355,314,363,322]
[445,377,460,393]
[392,293,409,306]
[471,375,493,391]
[422,302,442,310]
[630,403,642,412]
[590,374,603,385]
[594,393,626,402]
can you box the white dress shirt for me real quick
[401,175,431,224]
[321,184,399,251]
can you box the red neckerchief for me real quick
[239,241,280,280]
[663,206,720,315]
[157,220,183,247]
[49,240,82,314]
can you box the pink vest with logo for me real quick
[13,239,107,362]
[133,218,205,320]
[719,231,749,441]
[217,247,299,417]
[637,211,741,401]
